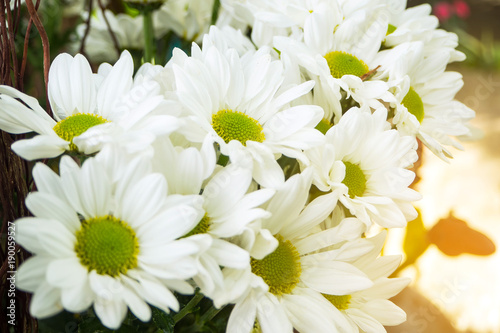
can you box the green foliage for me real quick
[457,29,500,71]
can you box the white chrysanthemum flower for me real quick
[374,42,475,160]
[306,106,421,228]
[0,51,178,160]
[155,0,214,43]
[323,231,411,332]
[226,170,375,333]
[77,10,145,63]
[382,2,465,63]
[204,25,256,57]
[168,40,324,187]
[274,4,394,115]
[14,154,206,329]
[151,135,275,305]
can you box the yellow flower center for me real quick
[212,109,265,146]
[75,215,139,277]
[315,118,333,135]
[324,51,369,79]
[53,113,108,151]
[250,234,302,296]
[386,24,397,35]
[401,87,424,123]
[183,214,211,238]
[323,294,352,310]
[342,161,367,198]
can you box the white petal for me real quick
[46,258,87,289]
[32,162,64,198]
[16,256,50,292]
[118,173,167,227]
[60,279,93,313]
[97,51,134,119]
[203,164,252,218]
[78,158,112,217]
[252,293,290,333]
[25,192,80,233]
[30,281,63,319]
[94,298,128,330]
[207,239,250,269]
[12,135,67,161]
[122,287,152,322]
[227,294,258,333]
[361,299,407,325]
[301,260,373,295]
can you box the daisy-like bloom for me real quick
[0,51,178,160]
[273,2,395,117]
[382,1,465,63]
[305,106,421,228]
[322,231,411,332]
[14,154,206,329]
[225,169,376,333]
[374,41,475,160]
[168,38,324,187]
[151,135,275,306]
[155,0,215,43]
[77,10,145,63]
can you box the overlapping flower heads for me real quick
[0,0,475,332]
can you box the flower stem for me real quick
[143,9,154,63]
[199,305,224,324]
[173,291,204,324]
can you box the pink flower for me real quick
[454,0,470,18]
[433,2,453,22]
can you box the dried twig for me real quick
[98,0,121,58]
[79,0,94,55]
[24,0,51,115]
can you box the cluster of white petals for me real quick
[0,0,475,332]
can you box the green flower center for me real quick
[401,87,424,123]
[315,118,333,135]
[324,51,369,79]
[386,24,397,35]
[183,214,211,238]
[342,161,367,198]
[53,113,108,151]
[250,234,302,296]
[75,215,139,277]
[323,294,352,311]
[212,109,265,146]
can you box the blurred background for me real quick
[386,1,500,332]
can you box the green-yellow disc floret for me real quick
[75,215,139,277]
[53,113,108,151]
[323,294,352,311]
[183,213,211,238]
[386,23,397,36]
[212,109,265,146]
[250,234,302,296]
[315,118,333,135]
[401,87,425,123]
[342,161,367,198]
[324,51,369,79]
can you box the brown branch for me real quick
[3,1,19,88]
[24,0,51,116]
[20,0,41,89]
[361,65,381,81]
[0,0,9,86]
[98,0,121,58]
[79,0,94,55]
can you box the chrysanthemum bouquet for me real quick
[0,0,476,332]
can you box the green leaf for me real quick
[151,307,175,333]
[402,208,430,267]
